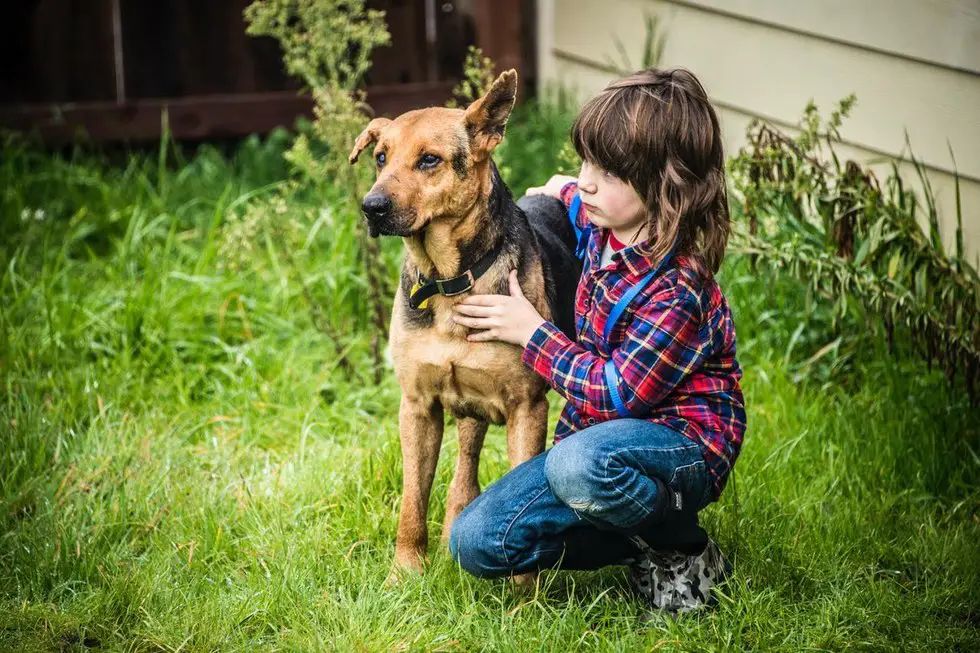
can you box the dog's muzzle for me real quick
[360,193,417,238]
[360,193,391,238]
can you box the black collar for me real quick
[409,240,504,310]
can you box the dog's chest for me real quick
[391,323,542,425]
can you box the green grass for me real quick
[1,120,979,652]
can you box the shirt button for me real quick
[587,417,597,425]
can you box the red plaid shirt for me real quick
[521,182,746,499]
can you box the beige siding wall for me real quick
[535,0,980,264]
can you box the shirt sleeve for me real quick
[520,288,708,419]
[558,181,590,230]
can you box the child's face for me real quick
[576,160,648,233]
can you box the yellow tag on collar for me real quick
[411,281,430,309]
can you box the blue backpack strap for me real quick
[604,359,630,417]
[602,248,675,417]
[567,194,590,261]
[603,249,674,344]
[568,194,582,240]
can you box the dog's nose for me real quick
[361,193,392,219]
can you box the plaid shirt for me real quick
[521,182,746,498]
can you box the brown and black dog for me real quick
[348,69,581,580]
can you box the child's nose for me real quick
[577,177,598,194]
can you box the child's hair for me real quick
[571,67,731,278]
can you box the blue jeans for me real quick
[448,419,714,577]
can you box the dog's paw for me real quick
[384,563,424,588]
[510,572,538,587]
[385,552,427,587]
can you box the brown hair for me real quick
[571,67,731,278]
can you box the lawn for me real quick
[1,117,978,651]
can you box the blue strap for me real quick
[604,358,629,417]
[568,195,582,240]
[567,195,590,261]
[566,188,675,417]
[603,251,672,344]
[602,248,675,417]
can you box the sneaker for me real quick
[627,535,731,615]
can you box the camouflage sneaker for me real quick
[627,536,731,615]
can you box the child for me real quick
[448,67,746,615]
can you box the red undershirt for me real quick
[605,230,630,251]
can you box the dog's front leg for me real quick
[441,417,489,545]
[504,398,549,587]
[390,393,445,580]
[506,398,549,470]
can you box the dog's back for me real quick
[517,195,582,341]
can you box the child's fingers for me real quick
[458,295,506,307]
[466,329,496,342]
[453,314,496,328]
[454,303,501,316]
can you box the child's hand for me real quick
[525,174,576,200]
[453,270,546,347]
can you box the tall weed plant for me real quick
[728,100,980,401]
[236,0,394,383]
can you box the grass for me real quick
[1,114,979,651]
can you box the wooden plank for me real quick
[519,0,539,88]
[171,0,258,95]
[19,0,117,103]
[550,0,980,181]
[0,1,43,103]
[0,82,456,143]
[247,34,300,93]
[366,0,429,85]
[118,0,296,96]
[474,0,525,76]
[120,0,181,98]
[664,0,980,76]
[367,80,457,116]
[434,0,480,83]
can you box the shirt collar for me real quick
[598,228,673,279]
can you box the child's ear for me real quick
[463,69,518,161]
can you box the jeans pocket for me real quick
[667,459,710,512]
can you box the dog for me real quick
[348,69,581,580]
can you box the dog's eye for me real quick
[418,153,442,170]
[376,152,386,168]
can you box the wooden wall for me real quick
[0,0,529,143]
[536,0,980,264]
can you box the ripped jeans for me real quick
[448,419,714,577]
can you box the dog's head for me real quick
[348,69,518,238]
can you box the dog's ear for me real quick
[463,69,518,161]
[348,117,392,164]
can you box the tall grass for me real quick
[1,117,978,651]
